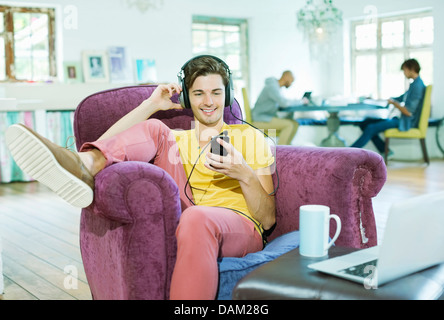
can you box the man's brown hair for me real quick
[401,58,421,73]
[183,56,230,90]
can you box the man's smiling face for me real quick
[189,73,225,129]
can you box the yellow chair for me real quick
[241,87,281,138]
[384,85,433,164]
[242,87,254,123]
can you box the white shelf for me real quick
[0,98,17,111]
[0,82,134,111]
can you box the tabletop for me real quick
[280,102,388,113]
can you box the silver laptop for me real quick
[308,191,444,288]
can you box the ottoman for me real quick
[233,247,444,300]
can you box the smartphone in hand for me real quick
[210,130,229,156]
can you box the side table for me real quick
[233,247,444,300]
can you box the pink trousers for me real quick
[81,119,263,300]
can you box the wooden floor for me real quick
[372,159,444,243]
[0,182,92,300]
[0,158,443,300]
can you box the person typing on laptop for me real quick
[350,59,426,156]
[251,70,309,145]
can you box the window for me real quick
[0,6,56,82]
[351,12,433,99]
[192,16,249,104]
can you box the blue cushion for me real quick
[216,231,300,300]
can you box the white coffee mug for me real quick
[299,205,341,257]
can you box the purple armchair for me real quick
[74,85,386,300]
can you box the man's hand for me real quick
[205,137,276,230]
[144,83,184,112]
[388,98,412,117]
[98,83,183,140]
[204,137,252,182]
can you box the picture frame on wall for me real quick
[135,59,157,84]
[63,61,83,83]
[108,46,133,83]
[82,51,110,83]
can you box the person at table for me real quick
[351,59,426,154]
[251,70,309,145]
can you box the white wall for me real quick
[3,0,441,107]
[0,0,312,103]
[1,0,442,159]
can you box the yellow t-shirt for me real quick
[172,123,275,235]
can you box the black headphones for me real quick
[177,55,235,109]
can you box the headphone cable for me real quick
[228,104,280,196]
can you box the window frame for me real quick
[191,15,250,101]
[0,5,56,82]
[350,10,433,99]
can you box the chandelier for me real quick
[297,0,343,38]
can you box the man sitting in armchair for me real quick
[6,55,276,300]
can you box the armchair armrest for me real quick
[271,146,386,248]
[92,161,180,223]
[79,161,181,300]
